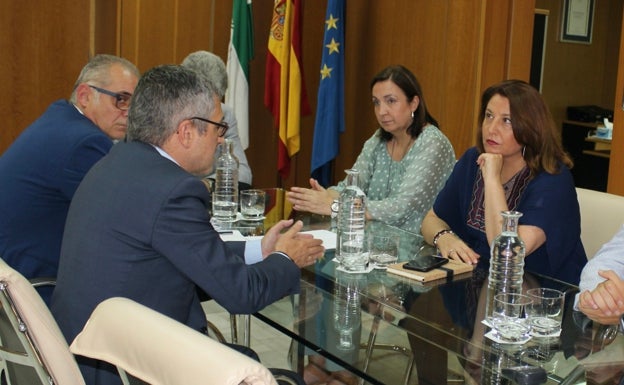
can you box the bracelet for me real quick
[432,229,454,247]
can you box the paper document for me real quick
[301,230,336,250]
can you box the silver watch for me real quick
[330,200,340,218]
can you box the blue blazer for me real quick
[0,100,112,303]
[51,141,300,385]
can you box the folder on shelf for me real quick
[387,259,475,283]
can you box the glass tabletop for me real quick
[252,216,624,385]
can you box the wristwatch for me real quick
[330,200,340,218]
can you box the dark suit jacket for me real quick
[0,100,112,303]
[51,141,300,385]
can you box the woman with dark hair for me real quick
[421,79,586,284]
[287,65,455,233]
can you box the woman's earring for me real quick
[522,146,526,158]
[411,110,414,119]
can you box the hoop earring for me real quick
[522,146,526,158]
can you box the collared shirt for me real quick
[151,144,264,264]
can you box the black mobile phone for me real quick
[403,255,449,272]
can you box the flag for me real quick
[225,0,254,150]
[311,0,345,187]
[264,0,311,179]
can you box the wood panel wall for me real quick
[0,1,92,151]
[1,0,535,193]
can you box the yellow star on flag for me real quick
[325,14,338,30]
[320,64,332,79]
[325,38,340,54]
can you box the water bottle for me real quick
[485,211,525,322]
[333,271,364,350]
[212,138,239,222]
[336,169,367,271]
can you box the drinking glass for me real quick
[368,233,400,268]
[526,288,565,336]
[240,189,266,219]
[491,293,532,343]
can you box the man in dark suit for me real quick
[0,54,139,304]
[51,65,324,385]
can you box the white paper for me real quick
[301,229,337,250]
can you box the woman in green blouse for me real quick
[287,65,455,233]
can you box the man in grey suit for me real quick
[51,65,324,385]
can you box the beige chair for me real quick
[576,187,624,258]
[0,257,85,385]
[70,297,279,385]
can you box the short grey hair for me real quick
[181,51,228,98]
[126,65,217,147]
[70,54,139,103]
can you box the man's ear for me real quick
[74,83,93,108]
[175,119,194,148]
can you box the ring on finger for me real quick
[447,249,456,258]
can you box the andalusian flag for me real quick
[225,0,254,150]
[264,0,310,179]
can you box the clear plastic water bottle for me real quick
[336,169,367,271]
[212,138,239,222]
[485,211,525,322]
[333,271,364,350]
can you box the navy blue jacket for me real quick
[0,100,112,302]
[51,141,300,385]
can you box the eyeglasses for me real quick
[89,85,132,111]
[189,117,229,137]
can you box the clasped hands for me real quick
[261,219,325,268]
[578,270,624,325]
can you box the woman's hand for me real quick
[421,210,480,265]
[476,153,504,184]
[286,178,337,215]
[436,232,480,265]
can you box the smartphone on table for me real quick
[403,255,449,272]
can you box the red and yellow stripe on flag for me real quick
[264,0,310,179]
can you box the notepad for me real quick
[386,259,475,282]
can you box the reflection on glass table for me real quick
[255,223,623,384]
[215,209,624,384]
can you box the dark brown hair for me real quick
[370,65,439,142]
[476,79,572,176]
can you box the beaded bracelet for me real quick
[432,229,455,247]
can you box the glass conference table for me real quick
[223,203,624,385]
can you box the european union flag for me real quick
[311,0,345,187]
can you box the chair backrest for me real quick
[70,297,278,385]
[0,258,85,385]
[576,187,624,258]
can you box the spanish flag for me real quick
[264,0,310,179]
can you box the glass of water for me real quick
[491,293,532,343]
[240,189,266,219]
[526,288,565,337]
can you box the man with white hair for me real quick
[182,50,252,188]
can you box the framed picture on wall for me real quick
[560,0,594,44]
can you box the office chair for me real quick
[71,297,304,385]
[0,257,85,385]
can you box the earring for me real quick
[411,110,414,119]
[522,146,526,158]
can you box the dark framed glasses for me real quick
[89,85,132,111]
[189,117,229,137]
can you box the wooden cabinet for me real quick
[562,120,610,191]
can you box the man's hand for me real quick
[262,220,325,267]
[578,270,624,325]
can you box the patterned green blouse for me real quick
[332,124,456,233]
